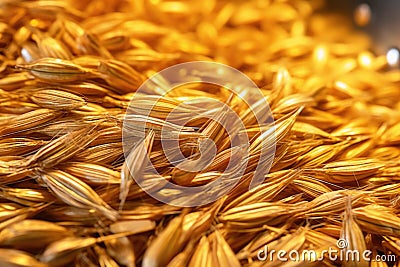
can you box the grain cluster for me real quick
[0,0,400,266]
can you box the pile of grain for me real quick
[0,0,400,266]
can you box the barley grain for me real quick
[0,0,399,265]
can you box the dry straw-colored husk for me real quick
[0,0,400,266]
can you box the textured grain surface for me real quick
[0,0,400,266]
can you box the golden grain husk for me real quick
[0,0,399,266]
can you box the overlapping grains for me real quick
[209,230,241,267]
[353,205,400,236]
[120,130,155,210]
[25,126,99,168]
[98,59,145,93]
[0,108,59,136]
[39,170,119,221]
[341,199,369,267]
[105,236,136,267]
[142,214,185,267]
[0,138,46,156]
[40,236,99,266]
[0,0,400,266]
